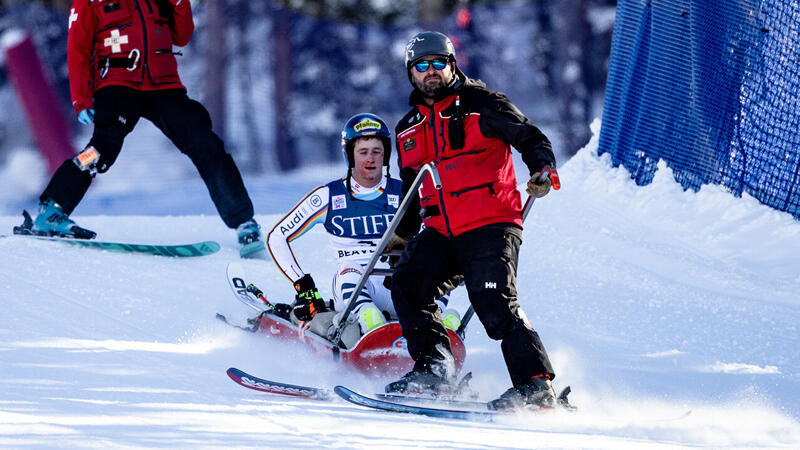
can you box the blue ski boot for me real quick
[237,217,266,259]
[13,198,96,239]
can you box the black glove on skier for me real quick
[527,166,552,198]
[292,274,328,322]
[381,232,408,268]
[385,232,408,251]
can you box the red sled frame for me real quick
[253,311,466,377]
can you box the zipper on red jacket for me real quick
[427,104,454,237]
[132,0,150,83]
[98,23,133,34]
[439,148,486,161]
[450,182,495,197]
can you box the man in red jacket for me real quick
[385,31,560,410]
[18,0,264,257]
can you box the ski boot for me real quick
[236,217,266,259]
[385,368,452,395]
[13,199,96,239]
[385,350,457,395]
[487,374,556,411]
[324,303,384,349]
[441,308,461,332]
[434,296,460,332]
[355,303,385,334]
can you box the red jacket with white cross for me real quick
[67,0,193,115]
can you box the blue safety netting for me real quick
[599,1,800,219]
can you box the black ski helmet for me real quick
[340,113,392,171]
[404,31,456,77]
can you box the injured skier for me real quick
[265,113,460,349]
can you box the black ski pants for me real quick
[41,86,254,228]
[391,223,555,386]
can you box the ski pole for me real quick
[456,166,560,339]
[246,283,275,311]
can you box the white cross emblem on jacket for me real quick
[104,29,129,53]
[68,9,78,29]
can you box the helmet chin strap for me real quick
[349,168,386,192]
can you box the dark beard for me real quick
[414,75,448,98]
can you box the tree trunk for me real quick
[205,0,227,139]
[554,0,592,156]
[419,0,445,23]
[272,10,297,171]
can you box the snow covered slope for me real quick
[1,122,799,448]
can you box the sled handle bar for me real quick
[330,163,442,348]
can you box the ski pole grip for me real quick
[246,283,274,310]
[543,166,561,190]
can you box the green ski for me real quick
[2,234,220,258]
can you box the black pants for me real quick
[391,223,555,386]
[41,86,254,228]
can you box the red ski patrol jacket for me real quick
[67,0,193,115]
[395,75,555,237]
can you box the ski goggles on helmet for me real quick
[413,58,449,73]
